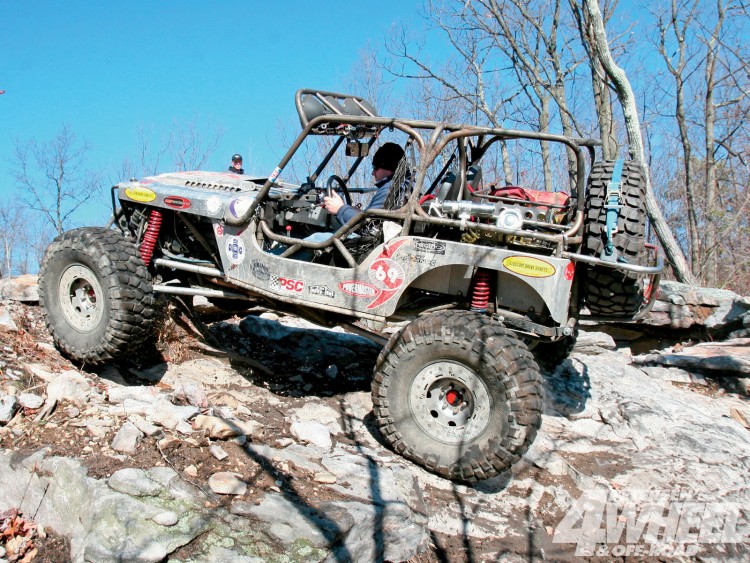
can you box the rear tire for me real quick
[371,311,543,482]
[39,227,157,365]
[583,160,647,317]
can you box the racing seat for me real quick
[434,165,482,203]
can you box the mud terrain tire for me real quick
[39,227,156,365]
[583,160,647,317]
[371,311,543,482]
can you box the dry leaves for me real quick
[0,508,39,562]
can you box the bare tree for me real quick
[581,0,697,285]
[570,0,620,159]
[647,0,749,288]
[656,0,702,274]
[170,119,223,172]
[0,199,27,277]
[13,125,102,235]
[115,119,224,184]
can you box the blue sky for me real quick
[1,1,657,227]
[0,1,419,221]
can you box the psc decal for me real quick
[124,186,156,203]
[225,236,245,265]
[339,281,378,298]
[229,197,253,219]
[164,195,191,210]
[503,256,556,278]
[308,285,335,298]
[270,275,304,293]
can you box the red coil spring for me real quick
[140,209,162,266]
[470,268,492,311]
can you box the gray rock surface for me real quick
[0,394,18,423]
[0,275,39,302]
[0,306,18,332]
[208,472,246,495]
[2,289,749,561]
[643,280,750,334]
[574,331,617,354]
[46,370,93,404]
[634,338,750,375]
[18,392,44,409]
[108,468,163,497]
[111,422,143,454]
[290,421,333,450]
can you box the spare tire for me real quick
[582,160,647,318]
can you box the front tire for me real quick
[371,311,543,482]
[39,227,157,365]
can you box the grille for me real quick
[183,181,243,193]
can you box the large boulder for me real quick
[0,274,39,302]
[643,280,750,334]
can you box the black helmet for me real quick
[232,154,243,163]
[372,142,404,172]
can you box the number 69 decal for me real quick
[369,258,405,291]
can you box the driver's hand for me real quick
[323,191,344,215]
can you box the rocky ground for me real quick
[0,277,749,562]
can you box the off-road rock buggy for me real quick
[39,89,662,482]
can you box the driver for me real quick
[270,142,405,258]
[322,142,405,225]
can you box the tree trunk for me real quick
[540,97,553,193]
[658,0,700,276]
[582,0,697,285]
[702,2,723,288]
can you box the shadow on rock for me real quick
[209,315,382,397]
[89,342,170,386]
[542,358,591,417]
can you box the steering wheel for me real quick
[326,174,353,205]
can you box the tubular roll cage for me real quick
[233,89,662,278]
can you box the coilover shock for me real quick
[140,209,162,266]
[469,268,492,312]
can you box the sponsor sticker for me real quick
[270,275,304,293]
[269,166,282,182]
[225,236,245,265]
[503,256,556,278]
[229,196,253,219]
[206,196,222,216]
[215,223,224,236]
[308,284,335,298]
[163,195,191,209]
[124,186,156,203]
[413,240,446,255]
[397,253,436,267]
[251,260,270,281]
[564,261,575,281]
[339,281,378,298]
